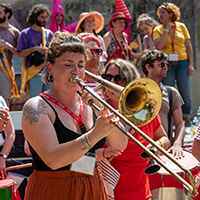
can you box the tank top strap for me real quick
[39,95,58,118]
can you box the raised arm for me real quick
[154,22,174,50]
[22,97,125,170]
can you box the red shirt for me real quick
[106,30,131,64]
[111,115,161,200]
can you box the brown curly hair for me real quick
[157,2,180,22]
[42,31,90,84]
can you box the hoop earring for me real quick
[47,73,53,82]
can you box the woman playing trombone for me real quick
[22,32,127,200]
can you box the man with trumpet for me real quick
[141,48,185,159]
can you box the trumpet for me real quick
[71,70,198,197]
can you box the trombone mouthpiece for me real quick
[70,75,78,83]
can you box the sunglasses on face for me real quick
[90,48,103,57]
[153,61,169,68]
[101,74,125,84]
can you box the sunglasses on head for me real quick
[101,74,125,84]
[163,3,168,7]
[152,61,169,68]
[90,48,103,57]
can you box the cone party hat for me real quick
[115,0,131,43]
[115,0,131,21]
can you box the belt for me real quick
[168,61,178,69]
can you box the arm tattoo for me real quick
[23,100,48,124]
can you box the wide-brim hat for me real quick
[75,11,104,35]
[108,12,128,26]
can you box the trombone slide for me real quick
[72,73,198,197]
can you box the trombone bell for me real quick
[123,84,147,113]
[85,70,162,127]
[119,78,162,127]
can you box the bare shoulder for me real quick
[22,96,48,125]
[103,31,112,39]
[123,32,128,37]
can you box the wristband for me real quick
[164,29,169,33]
[102,148,106,158]
[156,140,164,148]
[85,134,92,147]
[81,135,91,150]
[160,141,164,148]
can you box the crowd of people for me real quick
[0,0,199,200]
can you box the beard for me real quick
[0,16,6,23]
[35,18,46,27]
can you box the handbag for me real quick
[27,51,45,66]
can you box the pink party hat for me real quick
[115,0,131,20]
[51,0,65,16]
[115,0,131,43]
[46,0,69,33]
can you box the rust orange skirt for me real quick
[24,168,108,200]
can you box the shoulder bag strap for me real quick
[165,85,173,140]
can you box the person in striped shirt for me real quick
[192,126,200,161]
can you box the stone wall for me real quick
[3,0,200,117]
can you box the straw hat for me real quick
[108,12,128,26]
[75,11,104,35]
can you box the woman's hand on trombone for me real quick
[79,88,128,154]
[93,107,119,137]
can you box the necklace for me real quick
[112,30,129,60]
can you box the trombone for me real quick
[71,70,198,197]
